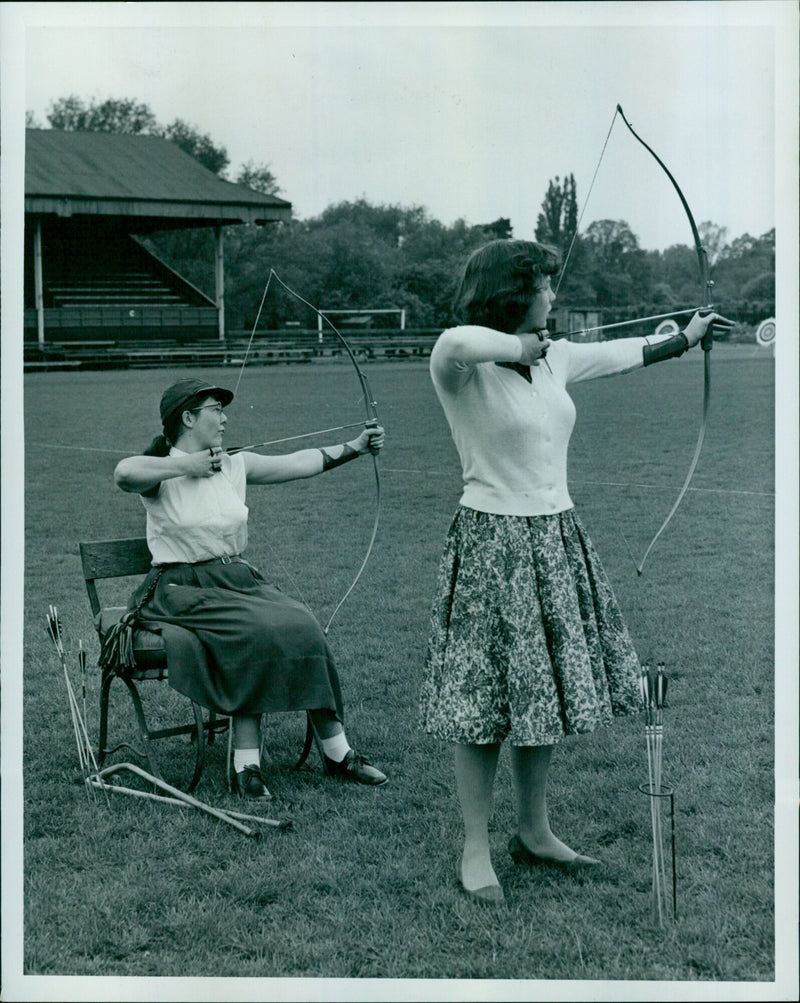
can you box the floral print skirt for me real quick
[419,506,642,746]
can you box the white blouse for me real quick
[430,327,663,517]
[141,448,249,564]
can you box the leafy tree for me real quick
[41,95,233,177]
[740,272,775,300]
[534,175,590,302]
[718,229,774,267]
[584,219,639,266]
[46,95,158,134]
[311,221,394,309]
[720,233,759,260]
[315,199,430,248]
[235,161,282,196]
[479,218,513,241]
[656,244,701,306]
[535,174,578,252]
[714,229,774,311]
[162,118,229,175]
[581,220,648,307]
[143,228,217,300]
[650,281,677,305]
[216,202,513,331]
[698,220,729,265]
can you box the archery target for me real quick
[756,318,776,347]
[654,320,680,336]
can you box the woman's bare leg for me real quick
[509,744,584,860]
[454,742,502,890]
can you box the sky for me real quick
[8,1,794,253]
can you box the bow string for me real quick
[559,104,715,574]
[614,104,715,574]
[233,269,381,634]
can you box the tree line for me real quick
[29,97,774,335]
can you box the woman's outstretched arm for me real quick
[243,425,384,485]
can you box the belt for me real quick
[156,554,244,569]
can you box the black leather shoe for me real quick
[322,749,387,786]
[232,763,272,800]
[508,834,599,870]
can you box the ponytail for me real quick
[143,433,171,457]
[144,403,189,456]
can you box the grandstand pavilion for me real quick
[24,129,291,364]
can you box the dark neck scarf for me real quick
[495,361,532,383]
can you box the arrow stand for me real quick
[638,783,677,926]
[640,663,677,927]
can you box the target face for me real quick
[756,318,776,346]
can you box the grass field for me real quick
[9,346,787,996]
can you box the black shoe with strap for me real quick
[322,749,388,786]
[232,763,272,800]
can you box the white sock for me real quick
[319,731,351,763]
[234,748,261,773]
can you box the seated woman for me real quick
[112,377,387,798]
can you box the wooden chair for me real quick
[79,538,316,792]
[80,537,228,791]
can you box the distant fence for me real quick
[23,328,442,372]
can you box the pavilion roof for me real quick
[24,129,292,227]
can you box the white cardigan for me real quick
[430,325,671,517]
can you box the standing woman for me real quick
[112,377,388,797]
[420,239,731,903]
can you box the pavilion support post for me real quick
[214,226,225,341]
[34,218,45,348]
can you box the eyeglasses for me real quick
[191,402,225,415]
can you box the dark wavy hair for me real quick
[453,239,561,333]
[143,391,212,456]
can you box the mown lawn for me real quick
[8,347,788,998]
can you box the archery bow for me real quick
[558,105,716,574]
[614,104,716,574]
[234,269,381,634]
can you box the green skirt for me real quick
[130,558,343,719]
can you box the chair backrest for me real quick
[79,537,153,617]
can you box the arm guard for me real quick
[642,332,689,367]
[319,444,360,471]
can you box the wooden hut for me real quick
[24,129,291,348]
